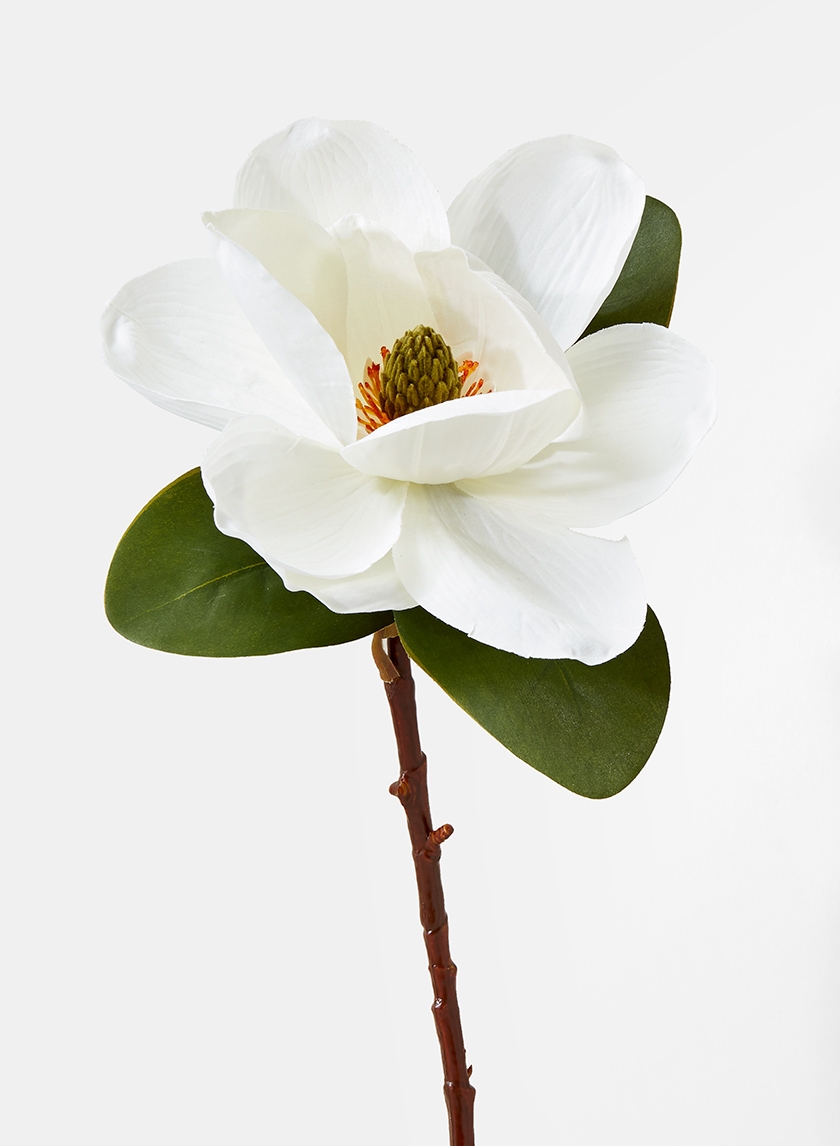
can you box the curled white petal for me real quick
[463,253,573,377]
[449,135,645,349]
[234,118,450,252]
[101,259,333,442]
[203,209,348,358]
[342,388,580,485]
[416,246,577,393]
[281,553,415,613]
[203,417,407,578]
[330,217,435,387]
[393,485,646,663]
[205,219,357,445]
[461,324,716,526]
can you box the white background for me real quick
[3,0,838,1142]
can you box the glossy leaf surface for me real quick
[105,469,392,656]
[395,606,670,798]
[581,196,681,338]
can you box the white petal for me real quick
[203,209,348,358]
[281,553,415,613]
[330,217,435,388]
[342,388,580,485]
[464,253,573,375]
[449,136,645,349]
[393,485,646,663]
[203,417,407,577]
[205,219,357,445]
[462,324,716,526]
[234,118,449,252]
[416,245,577,392]
[101,259,334,442]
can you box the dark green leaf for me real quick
[395,607,670,799]
[105,469,392,657]
[580,196,681,339]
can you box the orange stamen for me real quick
[458,359,478,385]
[463,376,488,398]
[356,348,493,435]
[356,354,392,434]
[459,358,489,399]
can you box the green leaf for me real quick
[105,469,392,657]
[394,607,670,799]
[580,196,681,339]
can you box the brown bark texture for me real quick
[376,628,476,1146]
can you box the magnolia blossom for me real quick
[102,119,714,663]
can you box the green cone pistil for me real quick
[381,326,461,420]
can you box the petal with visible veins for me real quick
[393,483,646,663]
[203,417,407,578]
[281,552,415,613]
[449,135,644,350]
[101,259,336,442]
[205,219,357,445]
[342,388,580,485]
[459,323,716,526]
[234,118,450,252]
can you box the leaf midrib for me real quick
[122,560,267,623]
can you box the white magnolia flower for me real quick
[102,118,714,664]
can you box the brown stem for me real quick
[374,626,476,1146]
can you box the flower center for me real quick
[380,325,461,419]
[355,326,489,435]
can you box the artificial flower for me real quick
[102,118,714,663]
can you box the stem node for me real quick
[429,823,455,847]
[389,775,411,799]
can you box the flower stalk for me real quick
[374,626,476,1146]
